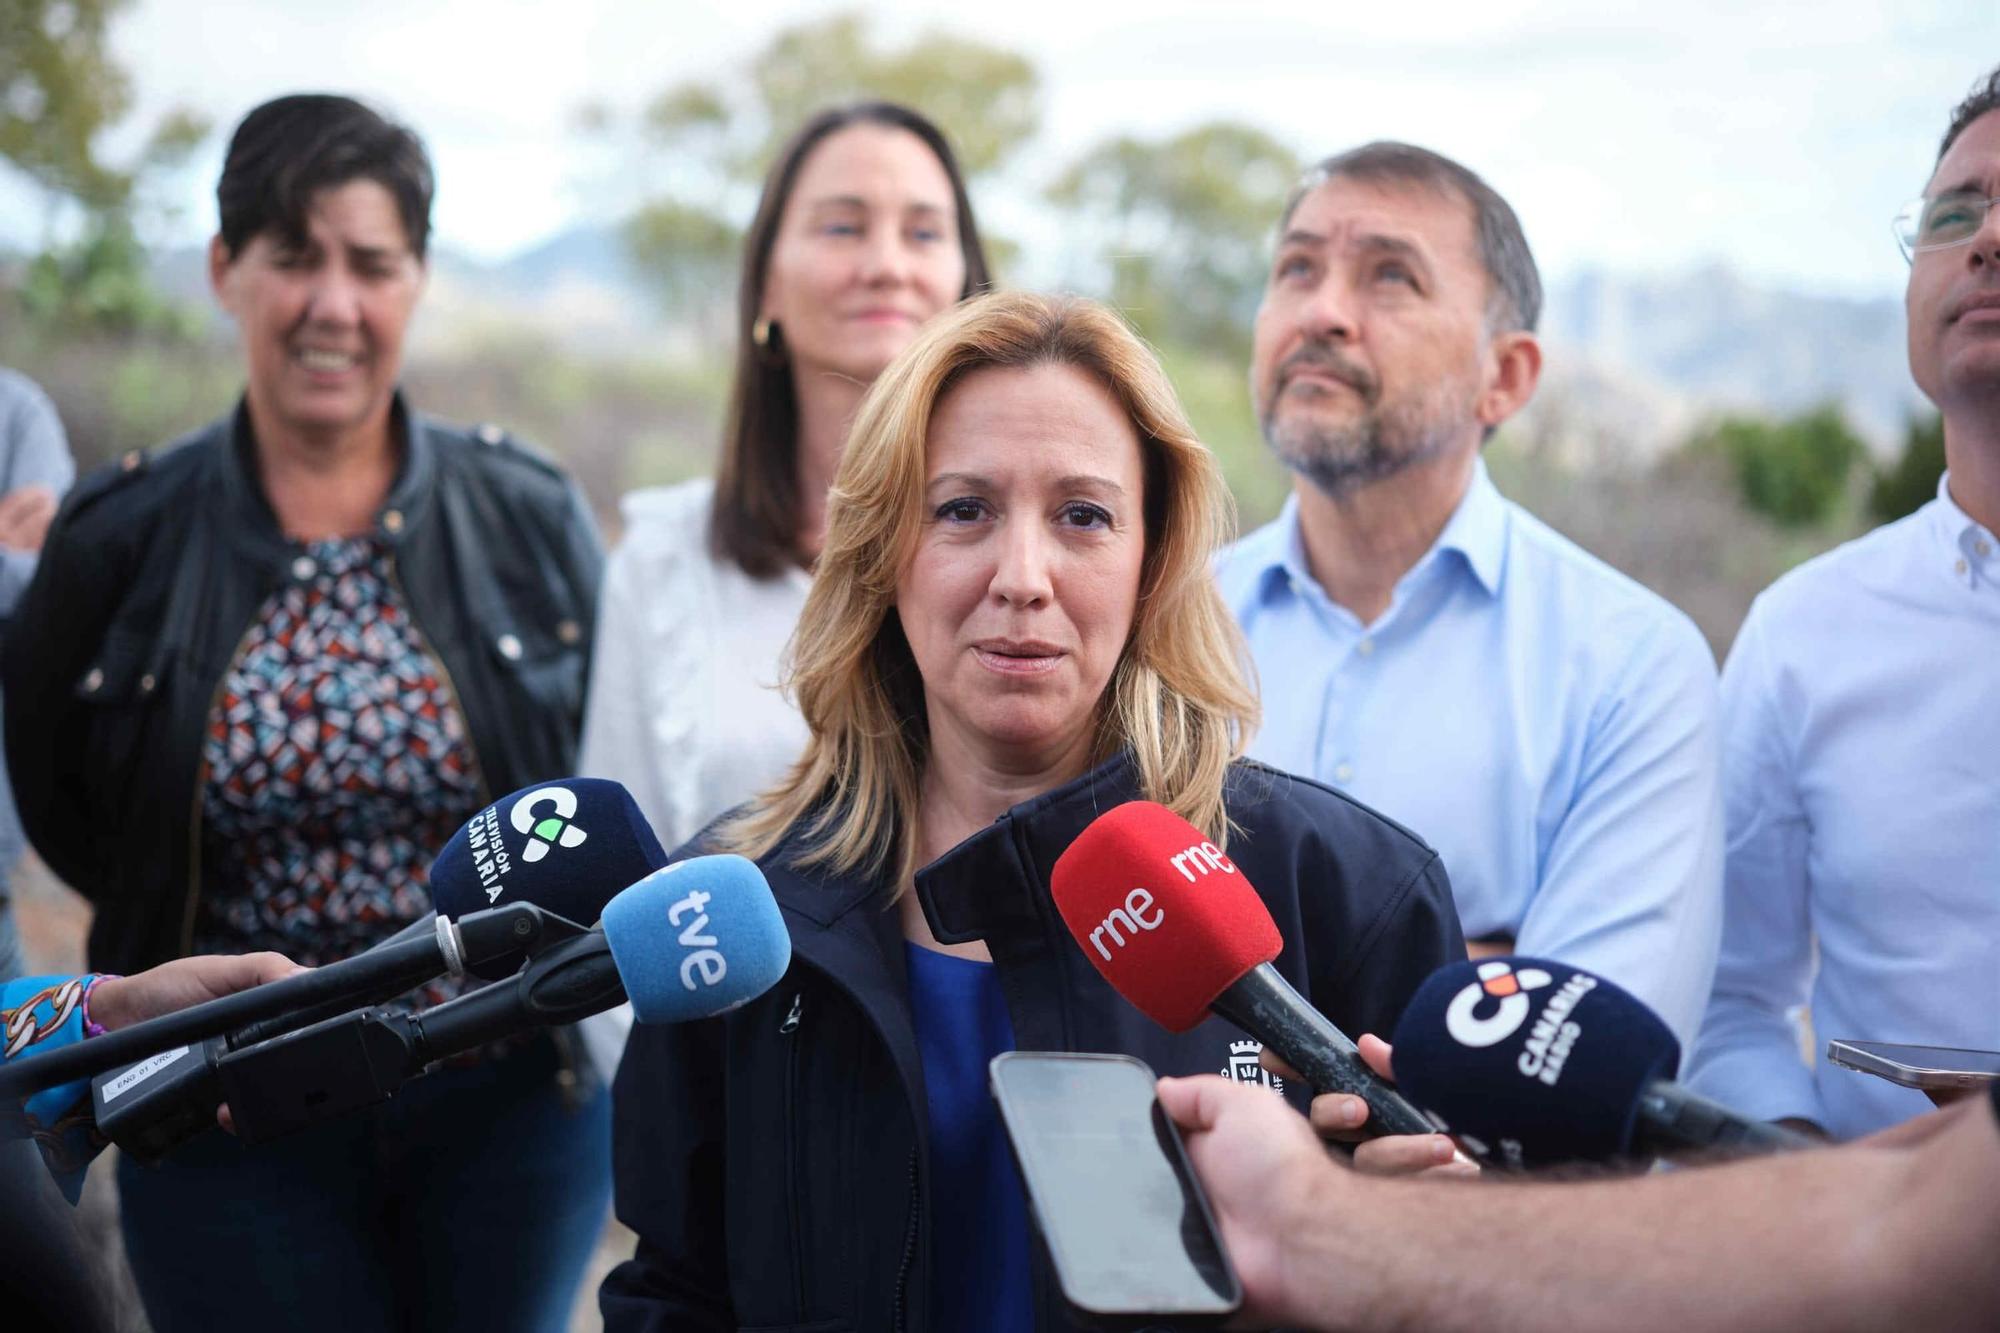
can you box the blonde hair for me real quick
[722,291,1259,887]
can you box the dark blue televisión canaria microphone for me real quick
[1391,957,1809,1168]
[218,855,791,1144]
[429,778,668,977]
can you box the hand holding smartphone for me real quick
[989,1052,1241,1329]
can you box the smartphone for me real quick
[1826,1040,2000,1091]
[989,1051,1241,1328]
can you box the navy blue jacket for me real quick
[602,754,1464,1333]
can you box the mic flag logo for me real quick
[1221,1039,1285,1094]
[1444,960,1553,1048]
[510,786,589,864]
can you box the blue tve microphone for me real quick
[429,778,668,977]
[1391,957,1809,1168]
[216,857,792,1144]
[603,856,792,1022]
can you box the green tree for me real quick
[1869,412,1947,524]
[1047,122,1300,356]
[586,12,1040,321]
[1,0,207,333]
[1692,404,1866,528]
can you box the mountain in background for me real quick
[135,227,1928,460]
[1539,264,1923,459]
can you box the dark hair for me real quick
[711,101,992,579]
[217,94,435,261]
[1281,141,1541,334]
[1939,66,2000,164]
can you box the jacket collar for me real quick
[917,751,1141,946]
[218,390,437,558]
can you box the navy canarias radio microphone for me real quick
[1391,957,1810,1167]
[429,778,668,976]
[217,855,791,1144]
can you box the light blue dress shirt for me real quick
[1216,461,1723,1047]
[1688,475,2000,1139]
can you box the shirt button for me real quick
[497,633,524,661]
[1978,540,1993,557]
[1956,558,1970,576]
[1356,638,1375,657]
[556,619,582,645]
[1334,763,1354,783]
[139,673,156,695]
[292,556,317,580]
[382,508,404,534]
[82,667,104,693]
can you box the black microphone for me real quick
[217,856,791,1145]
[1390,956,1811,1167]
[84,907,571,1161]
[0,902,555,1104]
[73,778,670,1156]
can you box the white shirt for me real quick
[578,478,813,852]
[1688,475,2000,1139]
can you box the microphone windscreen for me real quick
[1050,801,1281,1032]
[429,778,667,978]
[1390,956,1681,1166]
[601,855,792,1024]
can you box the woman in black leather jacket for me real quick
[3,95,606,1333]
[602,292,1466,1332]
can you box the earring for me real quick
[752,316,773,348]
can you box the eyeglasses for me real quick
[1893,191,2000,261]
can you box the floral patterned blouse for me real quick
[194,535,483,987]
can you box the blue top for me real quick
[1688,475,2000,1138]
[1215,461,1723,1048]
[905,943,1032,1333]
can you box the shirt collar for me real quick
[1256,458,1508,604]
[1932,470,1999,590]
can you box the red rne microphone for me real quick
[1052,801,1436,1139]
[1049,800,1279,1031]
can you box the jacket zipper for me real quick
[781,990,808,1320]
[177,638,238,956]
[892,1146,919,1333]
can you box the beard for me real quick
[1257,348,1478,499]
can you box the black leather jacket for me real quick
[602,753,1465,1333]
[2,396,603,975]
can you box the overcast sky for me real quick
[3,0,1995,298]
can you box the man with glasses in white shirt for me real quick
[1689,67,2000,1140]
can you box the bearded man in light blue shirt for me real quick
[1215,143,1722,1048]
[1689,70,2000,1140]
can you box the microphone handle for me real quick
[219,932,628,1145]
[1211,963,1438,1139]
[0,931,450,1103]
[1634,1081,1813,1157]
[410,931,627,1067]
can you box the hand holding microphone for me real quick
[218,853,791,1145]
[1050,801,1440,1147]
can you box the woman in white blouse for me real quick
[580,102,993,851]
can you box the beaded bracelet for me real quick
[80,973,124,1038]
